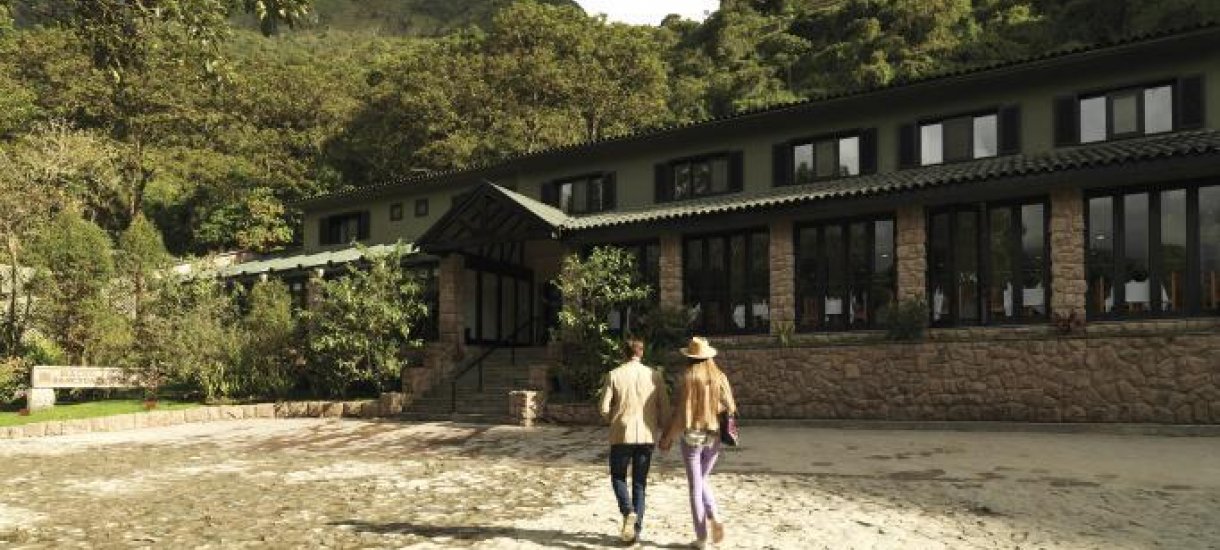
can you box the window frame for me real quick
[683,227,770,335]
[319,211,369,246]
[787,129,865,185]
[926,197,1051,327]
[414,198,429,218]
[389,203,404,222]
[794,214,896,332]
[1076,79,1177,144]
[547,172,613,214]
[917,107,1002,167]
[664,151,737,201]
[1085,180,1216,320]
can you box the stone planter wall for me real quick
[542,402,601,425]
[0,394,408,441]
[715,320,1220,423]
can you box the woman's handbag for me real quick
[718,411,739,447]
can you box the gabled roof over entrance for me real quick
[416,182,570,253]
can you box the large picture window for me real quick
[601,241,661,333]
[684,229,769,334]
[929,200,1049,326]
[795,217,895,331]
[1087,182,1220,318]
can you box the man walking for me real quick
[600,338,669,545]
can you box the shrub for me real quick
[633,303,693,366]
[882,297,929,341]
[239,280,301,398]
[303,244,428,397]
[552,246,652,399]
[0,356,30,405]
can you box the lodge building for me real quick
[227,24,1220,423]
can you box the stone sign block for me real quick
[31,366,137,389]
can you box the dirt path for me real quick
[1,419,1217,548]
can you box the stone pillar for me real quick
[27,388,55,412]
[508,390,543,427]
[305,268,325,310]
[1050,188,1087,320]
[437,253,465,347]
[768,219,795,333]
[659,233,683,309]
[896,204,927,303]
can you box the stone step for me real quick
[397,411,508,424]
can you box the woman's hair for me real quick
[678,357,726,432]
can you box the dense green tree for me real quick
[26,212,115,364]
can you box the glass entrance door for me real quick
[467,269,534,346]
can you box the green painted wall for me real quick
[302,41,1220,252]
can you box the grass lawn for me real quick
[0,399,201,427]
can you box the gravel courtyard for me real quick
[1,419,1218,549]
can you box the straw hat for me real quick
[680,336,718,360]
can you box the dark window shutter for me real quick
[1177,75,1205,130]
[319,217,331,246]
[602,173,617,210]
[898,123,917,169]
[859,128,878,174]
[357,211,371,240]
[729,151,744,191]
[541,181,558,207]
[999,105,1021,155]
[772,143,792,186]
[1053,94,1079,146]
[654,163,672,203]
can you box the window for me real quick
[1058,76,1206,146]
[543,173,615,214]
[776,130,875,186]
[389,203,404,222]
[796,217,894,331]
[684,229,768,334]
[928,199,1048,326]
[793,136,860,183]
[319,211,369,246]
[1078,83,1175,143]
[414,199,429,218]
[920,113,998,165]
[656,152,742,202]
[1087,183,1220,318]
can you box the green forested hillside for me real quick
[232,0,583,36]
[1,0,1217,258]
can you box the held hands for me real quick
[657,436,672,452]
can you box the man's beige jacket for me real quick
[599,358,670,445]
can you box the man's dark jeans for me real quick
[609,443,653,534]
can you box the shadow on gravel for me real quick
[330,520,662,549]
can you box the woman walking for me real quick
[659,337,737,549]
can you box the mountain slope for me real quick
[234,0,585,37]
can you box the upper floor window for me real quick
[655,152,743,202]
[774,129,876,186]
[389,203,404,222]
[319,211,369,246]
[899,106,1020,168]
[542,173,616,214]
[1055,76,1205,146]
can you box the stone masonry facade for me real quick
[717,320,1220,424]
[768,219,795,333]
[896,204,927,302]
[1050,188,1087,319]
[659,233,683,309]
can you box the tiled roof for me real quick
[298,22,1219,207]
[563,130,1220,231]
[220,243,415,277]
[493,184,570,228]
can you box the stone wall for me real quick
[543,402,601,425]
[896,204,927,302]
[717,320,1220,423]
[0,394,410,441]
